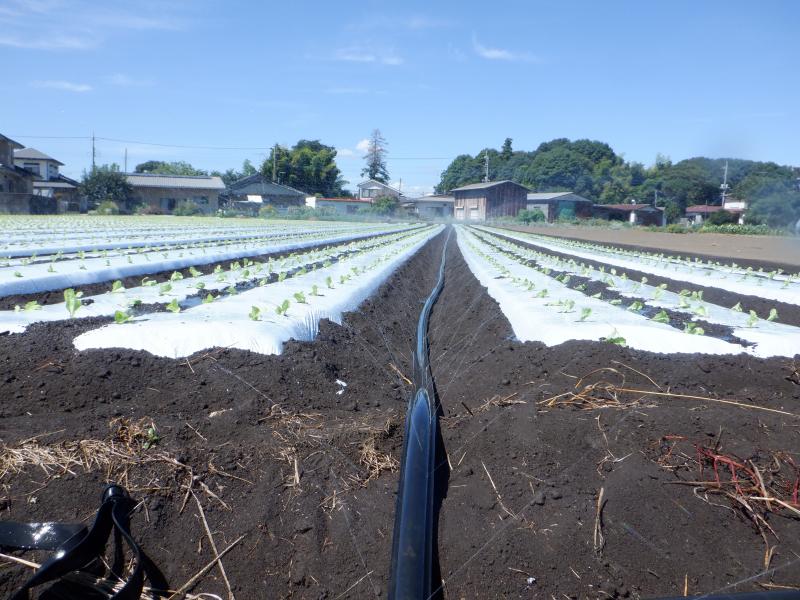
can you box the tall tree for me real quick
[80,164,132,210]
[501,138,513,160]
[361,129,389,183]
[259,140,346,196]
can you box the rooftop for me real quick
[596,203,663,211]
[527,192,589,201]
[228,173,307,196]
[0,134,24,150]
[14,147,64,165]
[126,173,225,190]
[450,180,529,192]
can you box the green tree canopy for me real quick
[361,129,389,183]
[212,159,257,186]
[260,140,346,196]
[134,160,208,176]
[79,164,132,211]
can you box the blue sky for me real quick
[2,0,798,195]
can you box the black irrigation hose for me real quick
[388,227,798,600]
[389,228,451,600]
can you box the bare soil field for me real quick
[504,225,800,272]
[1,230,799,598]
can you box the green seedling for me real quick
[111,280,124,293]
[194,281,206,290]
[601,329,627,347]
[202,293,215,304]
[275,299,290,316]
[188,266,202,277]
[213,265,223,274]
[63,288,83,318]
[293,291,306,304]
[249,305,261,321]
[651,310,670,324]
[536,289,549,298]
[170,271,183,281]
[143,425,160,450]
[590,292,602,299]
[311,284,320,296]
[628,300,645,312]
[226,285,237,295]
[165,299,181,313]
[609,299,622,305]
[114,310,133,324]
[141,277,156,287]
[13,271,22,278]
[693,305,709,318]
[746,310,759,328]
[731,302,743,312]
[158,283,172,296]
[578,307,592,322]
[767,308,778,322]
[326,276,334,289]
[47,263,56,273]
[278,272,287,282]
[684,321,705,335]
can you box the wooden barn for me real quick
[451,180,529,221]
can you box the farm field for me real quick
[1,218,799,599]
[506,224,800,271]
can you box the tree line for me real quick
[437,138,800,227]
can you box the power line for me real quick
[9,134,455,160]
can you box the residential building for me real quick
[0,134,37,214]
[357,179,405,201]
[526,191,593,222]
[225,173,307,214]
[402,195,454,219]
[451,180,529,221]
[686,198,747,225]
[14,147,79,211]
[125,173,225,214]
[592,203,666,226]
[306,196,372,215]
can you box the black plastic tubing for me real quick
[389,228,451,600]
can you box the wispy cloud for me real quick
[32,79,92,92]
[0,0,189,51]
[0,34,97,50]
[108,73,154,87]
[337,138,372,159]
[333,47,403,66]
[472,35,540,63]
[355,139,371,153]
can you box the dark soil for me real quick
[1,228,799,599]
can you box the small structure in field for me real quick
[0,134,37,214]
[593,203,666,226]
[126,173,225,214]
[451,180,529,221]
[14,147,79,211]
[225,173,307,214]
[686,198,747,225]
[526,192,593,222]
[357,179,405,201]
[306,196,372,216]
[402,195,454,219]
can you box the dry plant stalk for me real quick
[359,435,399,484]
[477,392,526,413]
[593,487,606,554]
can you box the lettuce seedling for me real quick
[628,300,644,312]
[293,291,306,304]
[578,307,591,322]
[651,310,670,324]
[159,283,172,296]
[746,310,759,327]
[63,288,83,318]
[189,266,202,277]
[170,271,183,281]
[165,299,181,313]
[202,293,215,304]
[278,272,287,282]
[249,306,261,321]
[142,277,156,287]
[13,271,22,278]
[114,310,133,324]
[731,302,743,312]
[684,322,705,335]
[23,300,41,311]
[326,276,334,289]
[601,329,627,346]
[275,299,290,316]
[311,284,320,296]
[767,308,778,322]
[111,280,124,293]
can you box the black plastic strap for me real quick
[0,483,146,600]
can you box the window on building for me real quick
[192,196,209,205]
[22,162,40,176]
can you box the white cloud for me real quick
[333,47,403,66]
[355,139,371,153]
[472,35,540,63]
[108,73,153,87]
[337,148,356,158]
[31,79,92,92]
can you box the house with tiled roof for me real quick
[14,147,79,211]
[125,173,225,214]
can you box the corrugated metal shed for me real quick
[126,173,225,190]
[450,180,529,192]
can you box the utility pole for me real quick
[91,132,96,172]
[272,144,277,182]
[398,178,402,193]
[124,148,128,173]
[483,153,489,183]
[720,160,729,206]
